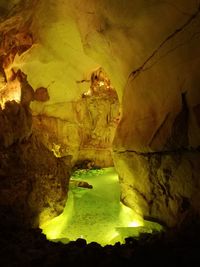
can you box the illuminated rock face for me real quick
[112,2,200,226]
[113,151,200,226]
[32,91,119,166]
[0,102,71,227]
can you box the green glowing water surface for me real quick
[41,167,162,246]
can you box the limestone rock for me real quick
[0,100,71,227]
[16,70,35,107]
[0,134,71,227]
[32,93,120,167]
[70,179,93,189]
[34,87,50,102]
[0,100,32,147]
[113,4,200,152]
[112,0,200,227]
[113,150,200,227]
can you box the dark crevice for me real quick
[129,185,149,204]
[143,30,200,72]
[180,196,191,213]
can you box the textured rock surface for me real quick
[0,102,71,227]
[113,16,200,151]
[34,87,50,102]
[113,150,200,227]
[0,135,71,226]
[32,91,119,167]
[113,1,200,226]
[0,100,32,147]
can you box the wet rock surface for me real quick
[70,179,93,189]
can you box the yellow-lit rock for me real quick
[0,100,71,227]
[113,150,200,227]
[112,0,200,226]
[32,91,119,167]
[34,87,50,102]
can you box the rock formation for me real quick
[113,2,200,226]
[0,101,71,227]
[32,89,119,167]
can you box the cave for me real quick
[0,0,200,266]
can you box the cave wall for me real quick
[32,91,119,167]
[112,2,200,226]
[0,0,120,167]
[0,101,71,227]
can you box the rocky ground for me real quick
[0,206,200,267]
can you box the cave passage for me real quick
[41,167,162,246]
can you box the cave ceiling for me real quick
[0,0,198,103]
